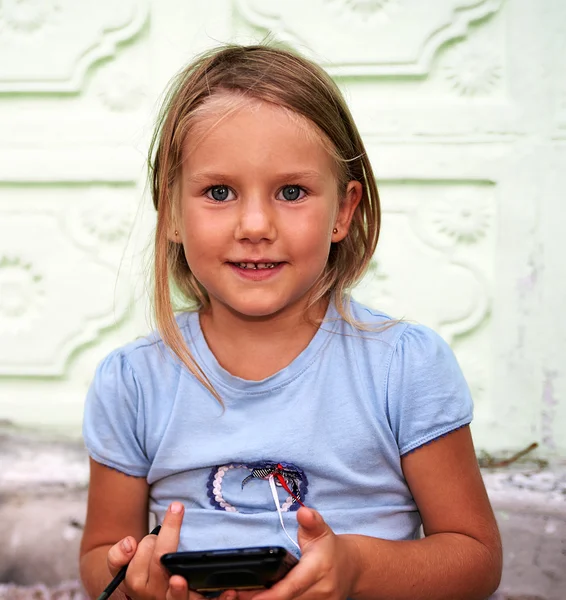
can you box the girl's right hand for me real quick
[106,501,237,600]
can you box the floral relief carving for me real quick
[0,256,45,334]
[352,180,495,343]
[413,189,495,249]
[443,44,502,96]
[429,195,492,244]
[97,68,147,112]
[324,0,397,18]
[353,216,489,341]
[62,185,139,271]
[80,206,133,243]
[235,0,504,76]
[71,187,136,245]
[95,58,148,112]
[0,192,132,376]
[0,0,61,34]
[0,0,149,92]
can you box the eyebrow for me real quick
[186,170,323,183]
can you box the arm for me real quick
[252,426,502,600]
[348,425,502,599]
[80,459,236,600]
[80,458,150,599]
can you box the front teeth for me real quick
[237,262,277,269]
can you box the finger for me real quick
[218,590,240,600]
[252,568,315,600]
[253,551,326,600]
[166,574,190,600]
[185,586,237,600]
[296,507,333,550]
[188,588,208,600]
[125,532,159,591]
[165,577,236,600]
[153,501,185,564]
[106,536,137,577]
[235,591,261,600]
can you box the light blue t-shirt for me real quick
[83,299,473,555]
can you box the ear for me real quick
[332,180,363,243]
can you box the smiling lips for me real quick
[228,261,285,279]
[232,262,280,270]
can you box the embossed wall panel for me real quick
[353,180,495,342]
[0,0,155,427]
[0,0,149,91]
[235,0,503,76]
[352,179,496,431]
[0,0,565,458]
[0,185,139,375]
[230,0,566,456]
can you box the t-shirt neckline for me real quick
[183,301,340,394]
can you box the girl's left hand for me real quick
[250,507,360,600]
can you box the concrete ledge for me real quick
[0,582,86,599]
[485,468,566,600]
[1,428,565,598]
[0,428,88,587]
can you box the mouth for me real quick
[230,262,282,270]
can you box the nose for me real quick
[235,195,276,243]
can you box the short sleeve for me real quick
[82,349,150,477]
[386,324,473,456]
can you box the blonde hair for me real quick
[148,44,381,399]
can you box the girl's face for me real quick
[176,97,361,321]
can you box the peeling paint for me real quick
[517,267,541,296]
[541,371,559,450]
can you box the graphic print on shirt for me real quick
[207,461,308,513]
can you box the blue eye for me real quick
[206,185,233,202]
[278,185,306,202]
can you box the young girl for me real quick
[79,45,502,600]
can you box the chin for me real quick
[219,296,298,320]
[230,304,287,320]
[210,289,311,321]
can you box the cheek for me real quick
[289,212,333,260]
[180,209,222,265]
[182,201,226,238]
[294,205,334,239]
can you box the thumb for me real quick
[107,536,138,576]
[296,507,332,550]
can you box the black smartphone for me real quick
[161,546,298,594]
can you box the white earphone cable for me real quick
[268,475,300,551]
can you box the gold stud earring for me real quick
[333,228,338,234]
[174,230,178,236]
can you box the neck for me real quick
[199,298,329,381]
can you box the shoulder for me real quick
[335,298,407,350]
[92,311,197,385]
[339,299,464,390]
[394,321,455,366]
[345,298,451,357]
[117,311,196,362]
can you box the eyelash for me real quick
[203,185,308,203]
